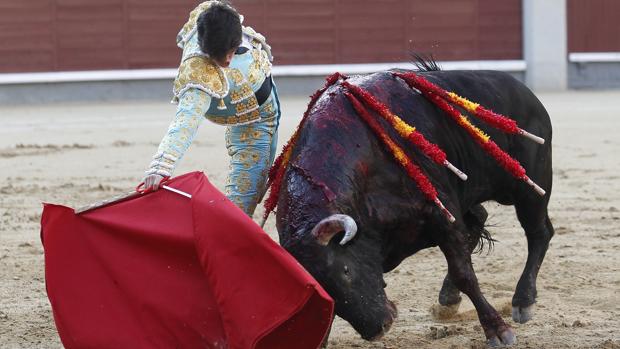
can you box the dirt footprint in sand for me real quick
[0,143,94,158]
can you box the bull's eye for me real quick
[344,265,349,274]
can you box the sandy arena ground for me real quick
[0,89,619,349]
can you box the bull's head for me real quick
[281,212,398,341]
[275,74,427,340]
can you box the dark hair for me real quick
[197,2,242,61]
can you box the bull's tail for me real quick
[464,204,496,254]
[474,225,496,254]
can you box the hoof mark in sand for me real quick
[428,325,464,340]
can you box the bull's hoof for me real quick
[487,327,516,347]
[511,304,534,324]
[430,302,461,320]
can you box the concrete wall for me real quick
[569,62,620,89]
[0,80,173,105]
[522,0,568,91]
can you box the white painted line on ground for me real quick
[0,60,526,85]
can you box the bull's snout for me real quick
[366,299,398,341]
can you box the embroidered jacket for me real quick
[146,1,275,178]
[172,0,273,125]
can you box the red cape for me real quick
[41,172,333,349]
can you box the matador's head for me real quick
[197,1,242,68]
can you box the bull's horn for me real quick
[311,214,358,246]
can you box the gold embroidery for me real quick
[260,50,271,74]
[235,171,252,192]
[235,98,258,115]
[210,116,226,125]
[246,26,272,59]
[263,101,274,115]
[217,98,227,110]
[245,48,271,86]
[236,130,255,146]
[242,109,261,123]
[173,56,228,101]
[229,83,254,104]
[228,69,244,85]
[230,90,239,102]
[206,109,260,126]
[247,50,263,85]
[238,130,251,142]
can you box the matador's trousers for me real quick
[224,87,281,216]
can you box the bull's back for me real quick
[369,71,552,205]
[299,69,552,207]
[422,70,551,140]
[394,69,553,206]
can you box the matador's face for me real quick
[214,48,237,68]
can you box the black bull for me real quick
[275,70,553,346]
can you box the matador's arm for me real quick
[145,88,211,178]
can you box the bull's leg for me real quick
[511,203,554,323]
[437,205,489,312]
[438,273,462,307]
[440,237,515,346]
[432,273,463,319]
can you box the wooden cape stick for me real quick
[75,185,191,215]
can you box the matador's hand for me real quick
[143,174,165,192]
